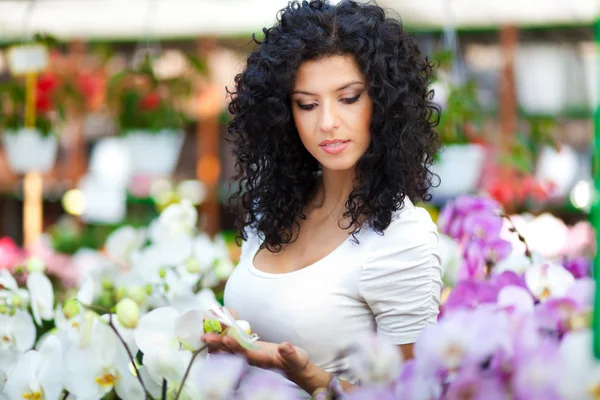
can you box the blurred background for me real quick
[0,0,597,266]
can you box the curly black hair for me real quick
[228,0,440,252]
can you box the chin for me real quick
[318,156,360,172]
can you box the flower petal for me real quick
[26,272,54,325]
[134,307,179,354]
[174,309,204,351]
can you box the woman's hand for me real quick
[201,332,310,374]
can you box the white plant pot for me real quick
[515,44,566,115]
[124,129,184,176]
[78,174,127,224]
[2,128,58,173]
[581,42,598,111]
[431,144,485,200]
[535,144,579,200]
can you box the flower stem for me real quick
[62,391,69,400]
[162,379,167,400]
[107,312,153,399]
[501,213,533,264]
[79,302,153,399]
[173,344,209,400]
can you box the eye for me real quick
[340,93,361,104]
[297,103,317,111]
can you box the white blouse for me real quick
[224,198,443,395]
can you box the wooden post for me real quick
[23,71,43,247]
[65,40,86,185]
[196,37,222,236]
[498,25,518,214]
[499,26,518,145]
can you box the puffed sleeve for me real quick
[358,205,443,345]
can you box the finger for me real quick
[278,342,308,372]
[222,336,246,354]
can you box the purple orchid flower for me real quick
[534,297,579,339]
[444,279,499,313]
[438,196,502,240]
[562,256,592,279]
[444,367,509,400]
[511,340,563,400]
[237,371,304,400]
[462,212,504,243]
[489,271,529,292]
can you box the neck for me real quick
[310,167,356,218]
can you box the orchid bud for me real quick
[114,286,127,302]
[101,278,113,291]
[214,259,235,281]
[10,294,22,308]
[185,257,201,274]
[203,318,223,334]
[159,268,167,279]
[63,299,81,319]
[235,320,252,335]
[26,257,45,273]
[0,305,7,314]
[144,284,153,295]
[116,298,140,329]
[163,283,169,292]
[128,285,147,305]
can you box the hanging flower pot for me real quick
[124,129,185,176]
[431,143,486,200]
[581,42,598,111]
[515,44,566,115]
[2,128,58,173]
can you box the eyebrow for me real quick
[291,81,364,96]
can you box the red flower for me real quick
[37,73,60,94]
[36,95,53,113]
[140,92,161,111]
[77,73,101,97]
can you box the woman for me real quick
[201,0,443,397]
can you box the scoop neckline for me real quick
[248,232,357,279]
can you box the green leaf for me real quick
[186,54,208,75]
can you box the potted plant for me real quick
[108,56,192,177]
[430,72,486,200]
[0,71,71,173]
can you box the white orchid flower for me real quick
[3,336,63,400]
[192,233,227,274]
[64,318,145,400]
[0,310,36,353]
[53,278,96,347]
[156,200,198,239]
[0,271,29,309]
[134,307,206,396]
[135,307,206,354]
[559,329,600,399]
[348,332,403,385]
[130,245,164,285]
[208,307,260,350]
[438,233,461,288]
[165,274,220,314]
[149,201,197,266]
[0,270,18,292]
[525,262,575,301]
[105,226,146,265]
[186,354,247,400]
[26,272,54,326]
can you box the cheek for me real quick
[292,110,313,142]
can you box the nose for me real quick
[318,102,341,133]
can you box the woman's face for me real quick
[291,55,373,172]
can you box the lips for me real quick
[319,139,350,155]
